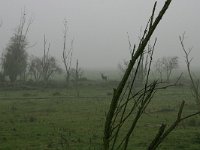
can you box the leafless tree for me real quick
[62,20,73,86]
[162,56,178,82]
[154,56,178,82]
[179,33,200,105]
[118,43,154,87]
[0,20,3,27]
[42,35,61,81]
[28,56,43,81]
[0,24,4,81]
[154,58,164,82]
[103,1,200,150]
[29,35,61,82]
[71,59,83,97]
[119,33,154,87]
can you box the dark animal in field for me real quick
[101,73,108,81]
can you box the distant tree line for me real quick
[0,11,84,89]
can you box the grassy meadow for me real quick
[0,80,200,150]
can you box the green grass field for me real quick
[0,81,200,150]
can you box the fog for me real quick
[0,0,200,70]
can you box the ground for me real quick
[0,81,200,150]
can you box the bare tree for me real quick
[118,33,152,86]
[154,56,178,82]
[62,20,73,86]
[0,52,5,82]
[179,33,200,105]
[28,56,43,81]
[71,59,83,97]
[0,20,2,27]
[29,35,61,82]
[40,35,61,82]
[154,58,164,82]
[162,56,178,82]
[0,20,4,81]
[103,1,200,150]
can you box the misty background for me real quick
[0,0,199,71]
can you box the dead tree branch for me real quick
[148,101,200,150]
[62,19,73,86]
[179,33,200,105]
[103,1,173,149]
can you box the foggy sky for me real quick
[0,0,200,70]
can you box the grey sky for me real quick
[0,0,200,69]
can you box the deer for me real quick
[101,73,108,81]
